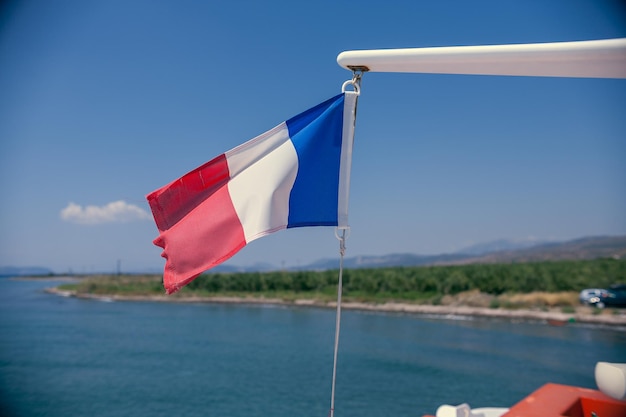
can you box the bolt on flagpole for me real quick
[329,71,363,417]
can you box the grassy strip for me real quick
[55,258,625,309]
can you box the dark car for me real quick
[590,284,626,308]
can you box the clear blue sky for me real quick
[1,0,625,273]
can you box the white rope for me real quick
[329,228,347,417]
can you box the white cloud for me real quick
[60,200,152,225]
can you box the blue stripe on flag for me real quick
[285,93,345,228]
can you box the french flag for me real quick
[147,92,358,294]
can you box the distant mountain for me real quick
[291,235,626,271]
[298,252,474,271]
[0,266,54,277]
[212,262,278,273]
[458,235,626,264]
[456,238,551,256]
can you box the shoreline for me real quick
[44,287,626,328]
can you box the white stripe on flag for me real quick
[227,122,298,243]
[337,91,358,228]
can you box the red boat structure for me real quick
[423,362,626,417]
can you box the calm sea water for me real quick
[1,278,625,417]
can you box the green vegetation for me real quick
[58,274,165,295]
[57,258,625,308]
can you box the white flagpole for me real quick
[337,38,626,79]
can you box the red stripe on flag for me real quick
[147,153,231,232]
[147,153,247,294]
[156,184,246,294]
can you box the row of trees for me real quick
[184,258,625,296]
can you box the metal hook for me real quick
[334,227,350,241]
[342,68,367,95]
[335,227,351,256]
[352,69,365,84]
[341,79,360,95]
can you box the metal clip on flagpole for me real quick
[329,70,363,417]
